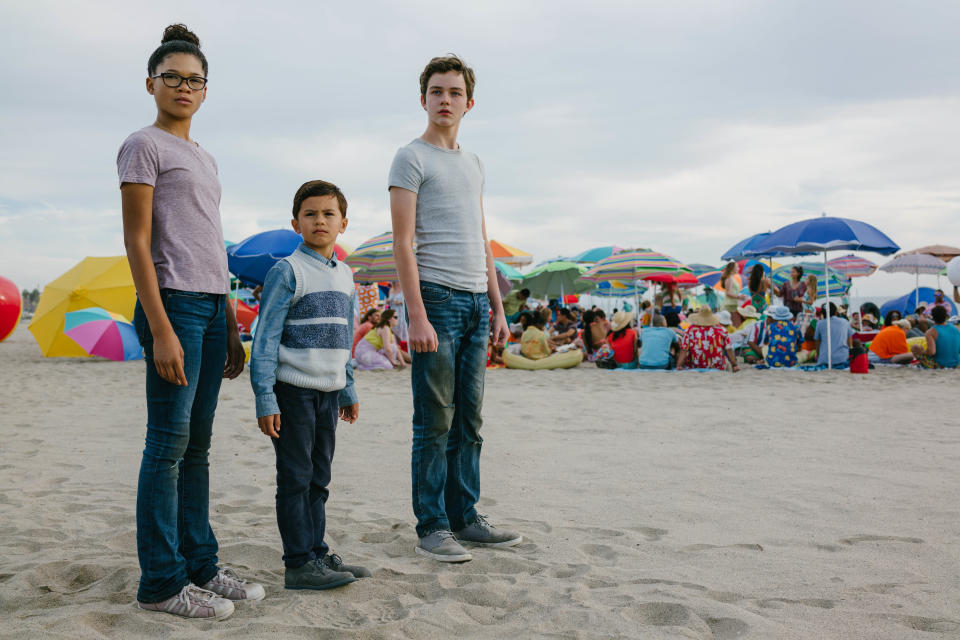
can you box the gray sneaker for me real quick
[202,567,266,601]
[454,515,523,547]
[415,530,473,562]
[321,552,372,578]
[285,558,356,591]
[138,584,235,620]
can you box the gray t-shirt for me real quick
[388,138,488,293]
[117,126,229,294]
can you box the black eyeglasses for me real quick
[152,72,208,90]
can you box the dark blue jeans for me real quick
[133,290,225,603]
[272,381,338,569]
[410,282,489,537]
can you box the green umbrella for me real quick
[494,260,524,280]
[521,261,595,301]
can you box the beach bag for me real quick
[849,345,869,374]
[596,355,618,369]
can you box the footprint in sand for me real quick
[360,531,401,544]
[577,544,618,562]
[891,615,960,634]
[705,616,751,639]
[840,534,924,545]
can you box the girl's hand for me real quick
[154,330,187,386]
[224,330,245,379]
[339,403,359,424]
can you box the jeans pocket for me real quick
[420,282,451,305]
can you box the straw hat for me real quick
[610,310,635,332]
[768,305,793,321]
[738,305,760,319]
[894,319,912,331]
[716,310,732,326]
[689,307,720,327]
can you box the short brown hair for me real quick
[419,54,476,101]
[292,180,347,219]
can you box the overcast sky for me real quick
[2,0,958,297]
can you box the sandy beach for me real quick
[1,322,959,639]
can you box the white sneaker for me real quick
[138,584,235,620]
[202,567,266,601]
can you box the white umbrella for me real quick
[879,253,947,312]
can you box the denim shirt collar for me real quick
[297,242,338,268]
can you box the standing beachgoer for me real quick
[720,262,740,313]
[250,180,369,591]
[119,24,263,620]
[776,265,808,320]
[748,264,770,313]
[389,55,521,562]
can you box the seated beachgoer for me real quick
[551,307,578,345]
[868,316,913,364]
[676,307,739,372]
[606,310,638,369]
[521,313,555,360]
[581,309,614,362]
[638,314,678,369]
[663,311,683,336]
[748,305,800,367]
[639,300,654,327]
[352,308,381,356]
[860,313,878,331]
[911,306,960,368]
[906,316,928,338]
[355,309,406,370]
[814,302,855,366]
[797,324,817,363]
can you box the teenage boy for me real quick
[389,55,522,562]
[250,180,370,589]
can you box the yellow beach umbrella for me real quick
[29,256,136,357]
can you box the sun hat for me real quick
[738,305,760,319]
[610,310,636,332]
[861,313,877,325]
[716,310,732,326]
[767,305,793,321]
[894,319,912,331]
[690,307,720,327]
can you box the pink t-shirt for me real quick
[117,126,229,294]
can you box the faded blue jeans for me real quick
[133,290,225,603]
[410,281,489,538]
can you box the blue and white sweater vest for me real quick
[275,250,354,392]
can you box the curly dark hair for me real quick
[148,24,207,76]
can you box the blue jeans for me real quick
[410,282,489,537]
[133,290,226,603]
[272,381,338,569]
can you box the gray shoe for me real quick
[454,515,523,547]
[202,567,266,601]
[137,584,235,620]
[415,530,473,562]
[285,559,356,590]
[321,552,372,578]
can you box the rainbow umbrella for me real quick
[344,232,409,281]
[827,254,877,278]
[63,307,142,361]
[489,240,533,267]
[581,250,692,284]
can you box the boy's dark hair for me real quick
[420,55,476,101]
[519,288,530,297]
[148,24,208,76]
[931,305,949,324]
[664,312,681,328]
[822,301,838,317]
[292,180,348,219]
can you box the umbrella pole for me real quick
[824,250,832,369]
[560,281,565,309]
[915,269,919,312]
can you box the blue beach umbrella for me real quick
[226,229,303,286]
[569,246,625,264]
[744,215,899,367]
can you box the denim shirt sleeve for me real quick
[338,295,358,408]
[250,261,296,418]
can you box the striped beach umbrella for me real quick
[345,232,409,282]
[581,250,692,283]
[827,255,877,278]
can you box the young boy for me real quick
[389,55,521,562]
[250,180,369,589]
